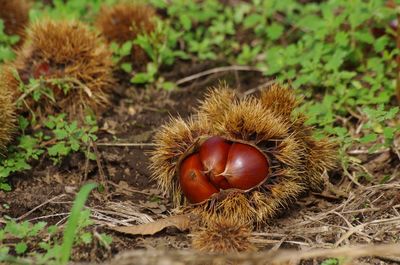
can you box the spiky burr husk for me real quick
[0,69,16,152]
[8,20,114,119]
[150,84,337,225]
[0,0,30,43]
[192,218,256,254]
[95,2,156,67]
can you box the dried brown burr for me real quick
[0,70,16,153]
[95,2,156,68]
[1,20,114,120]
[0,0,30,45]
[192,218,256,254]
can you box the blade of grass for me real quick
[59,183,97,265]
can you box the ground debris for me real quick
[78,244,400,265]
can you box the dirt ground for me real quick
[0,63,399,264]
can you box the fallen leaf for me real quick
[110,214,191,236]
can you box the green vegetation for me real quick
[0,113,98,191]
[0,183,112,265]
[320,258,339,265]
[0,21,18,62]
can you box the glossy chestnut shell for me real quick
[179,154,219,203]
[179,136,269,203]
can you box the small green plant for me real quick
[359,105,400,151]
[321,258,339,265]
[44,114,98,164]
[110,40,134,72]
[0,71,101,190]
[0,114,98,191]
[0,183,112,265]
[320,257,348,265]
[30,0,116,22]
[0,131,44,191]
[130,19,187,89]
[0,20,19,62]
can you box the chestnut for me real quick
[33,62,51,79]
[179,136,270,203]
[223,143,269,190]
[199,136,231,189]
[179,154,219,204]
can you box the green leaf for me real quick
[179,14,192,30]
[161,81,175,91]
[0,246,10,257]
[121,63,132,73]
[266,23,284,40]
[70,141,80,152]
[383,127,396,140]
[53,129,68,140]
[325,50,347,71]
[120,41,132,56]
[19,135,37,150]
[48,142,70,157]
[374,36,389,53]
[86,152,97,161]
[359,133,377,144]
[98,233,113,247]
[38,242,51,251]
[335,31,349,46]
[353,31,374,44]
[28,221,47,237]
[80,232,92,244]
[48,225,58,235]
[15,242,27,255]
[0,183,11,191]
[131,72,151,84]
[18,116,29,132]
[243,14,263,28]
[321,258,339,265]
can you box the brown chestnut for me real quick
[223,143,269,190]
[179,136,270,204]
[33,62,51,79]
[179,154,219,203]
[199,136,231,189]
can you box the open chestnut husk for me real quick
[150,84,337,225]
